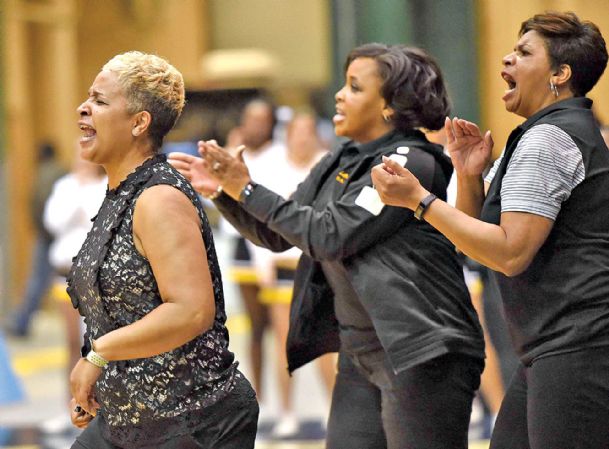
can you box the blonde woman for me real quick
[68,51,257,449]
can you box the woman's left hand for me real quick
[70,397,94,429]
[371,156,429,210]
[69,358,101,417]
[198,140,252,200]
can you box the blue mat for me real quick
[0,332,25,405]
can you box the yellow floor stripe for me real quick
[8,314,250,378]
[226,313,251,335]
[6,314,251,376]
[0,446,39,449]
[12,347,67,376]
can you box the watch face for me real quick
[240,182,256,202]
[416,194,437,220]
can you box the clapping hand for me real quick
[198,140,251,200]
[371,156,428,210]
[444,117,493,176]
[167,152,220,197]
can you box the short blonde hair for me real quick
[103,51,185,149]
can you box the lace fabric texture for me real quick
[67,155,238,446]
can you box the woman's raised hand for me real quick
[371,156,428,211]
[167,152,220,197]
[444,117,494,176]
[198,140,252,200]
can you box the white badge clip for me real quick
[388,153,408,167]
[355,185,385,216]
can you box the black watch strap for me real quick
[414,193,437,221]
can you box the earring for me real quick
[383,114,391,123]
[550,81,559,98]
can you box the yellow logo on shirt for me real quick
[336,171,349,184]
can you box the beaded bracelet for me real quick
[85,337,108,368]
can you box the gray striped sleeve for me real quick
[500,124,585,220]
[485,150,504,184]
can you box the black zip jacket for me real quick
[215,129,484,373]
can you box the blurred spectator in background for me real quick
[38,152,106,434]
[44,156,107,383]
[221,97,287,405]
[248,111,333,437]
[6,142,66,337]
[462,257,518,436]
[436,127,516,435]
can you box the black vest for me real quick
[481,97,609,365]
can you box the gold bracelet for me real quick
[206,185,223,200]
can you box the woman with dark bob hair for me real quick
[373,11,609,449]
[68,51,258,449]
[170,43,484,448]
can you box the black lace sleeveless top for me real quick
[67,155,239,447]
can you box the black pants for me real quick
[326,350,482,449]
[491,346,609,449]
[72,376,258,449]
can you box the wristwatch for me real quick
[414,193,437,221]
[239,181,257,203]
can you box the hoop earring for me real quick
[550,81,559,98]
[383,114,391,123]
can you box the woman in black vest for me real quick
[373,11,609,449]
[68,51,258,449]
[170,44,484,448]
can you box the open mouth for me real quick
[501,71,517,104]
[79,124,97,142]
[502,72,516,91]
[333,106,345,124]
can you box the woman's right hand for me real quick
[167,152,221,197]
[444,117,494,176]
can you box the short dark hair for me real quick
[241,96,277,139]
[520,11,608,96]
[344,43,451,131]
